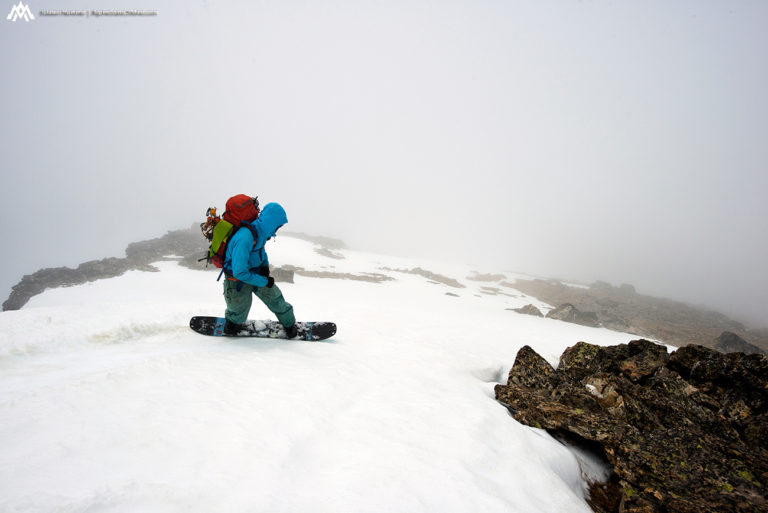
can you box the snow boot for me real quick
[284,323,298,339]
[224,319,245,335]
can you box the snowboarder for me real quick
[221,202,297,337]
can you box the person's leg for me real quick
[253,283,295,328]
[223,280,254,325]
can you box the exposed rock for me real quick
[314,247,345,260]
[379,267,465,288]
[281,265,393,283]
[512,278,768,353]
[3,258,159,311]
[270,267,295,284]
[599,315,631,332]
[495,340,768,513]
[591,280,614,291]
[715,331,766,355]
[3,226,306,310]
[546,303,601,328]
[125,227,205,262]
[467,272,505,282]
[619,283,636,295]
[512,304,544,317]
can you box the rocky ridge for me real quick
[2,259,160,311]
[4,226,280,311]
[5,228,767,358]
[2,226,376,311]
[511,278,768,354]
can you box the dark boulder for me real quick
[619,283,637,294]
[546,303,601,328]
[495,340,768,512]
[715,331,765,355]
[599,315,631,332]
[512,304,544,317]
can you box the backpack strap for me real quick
[243,223,259,245]
[221,224,260,277]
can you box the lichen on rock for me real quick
[495,340,768,512]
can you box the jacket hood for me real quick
[251,202,287,245]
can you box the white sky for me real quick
[1,0,767,326]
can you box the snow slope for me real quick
[0,237,643,512]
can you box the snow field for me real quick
[0,239,639,512]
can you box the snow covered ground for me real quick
[1,237,644,512]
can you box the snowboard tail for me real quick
[189,316,336,341]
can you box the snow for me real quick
[0,237,642,512]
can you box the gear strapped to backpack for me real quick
[200,195,261,268]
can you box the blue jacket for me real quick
[224,202,288,287]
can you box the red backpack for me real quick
[200,195,260,268]
[222,194,260,226]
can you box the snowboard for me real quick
[189,316,337,341]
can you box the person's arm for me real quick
[229,231,269,287]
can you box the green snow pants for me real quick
[223,279,295,328]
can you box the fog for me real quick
[2,1,767,327]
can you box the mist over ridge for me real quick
[4,226,767,358]
[1,1,766,327]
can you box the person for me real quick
[221,202,297,337]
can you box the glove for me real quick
[251,265,270,277]
[266,277,275,288]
